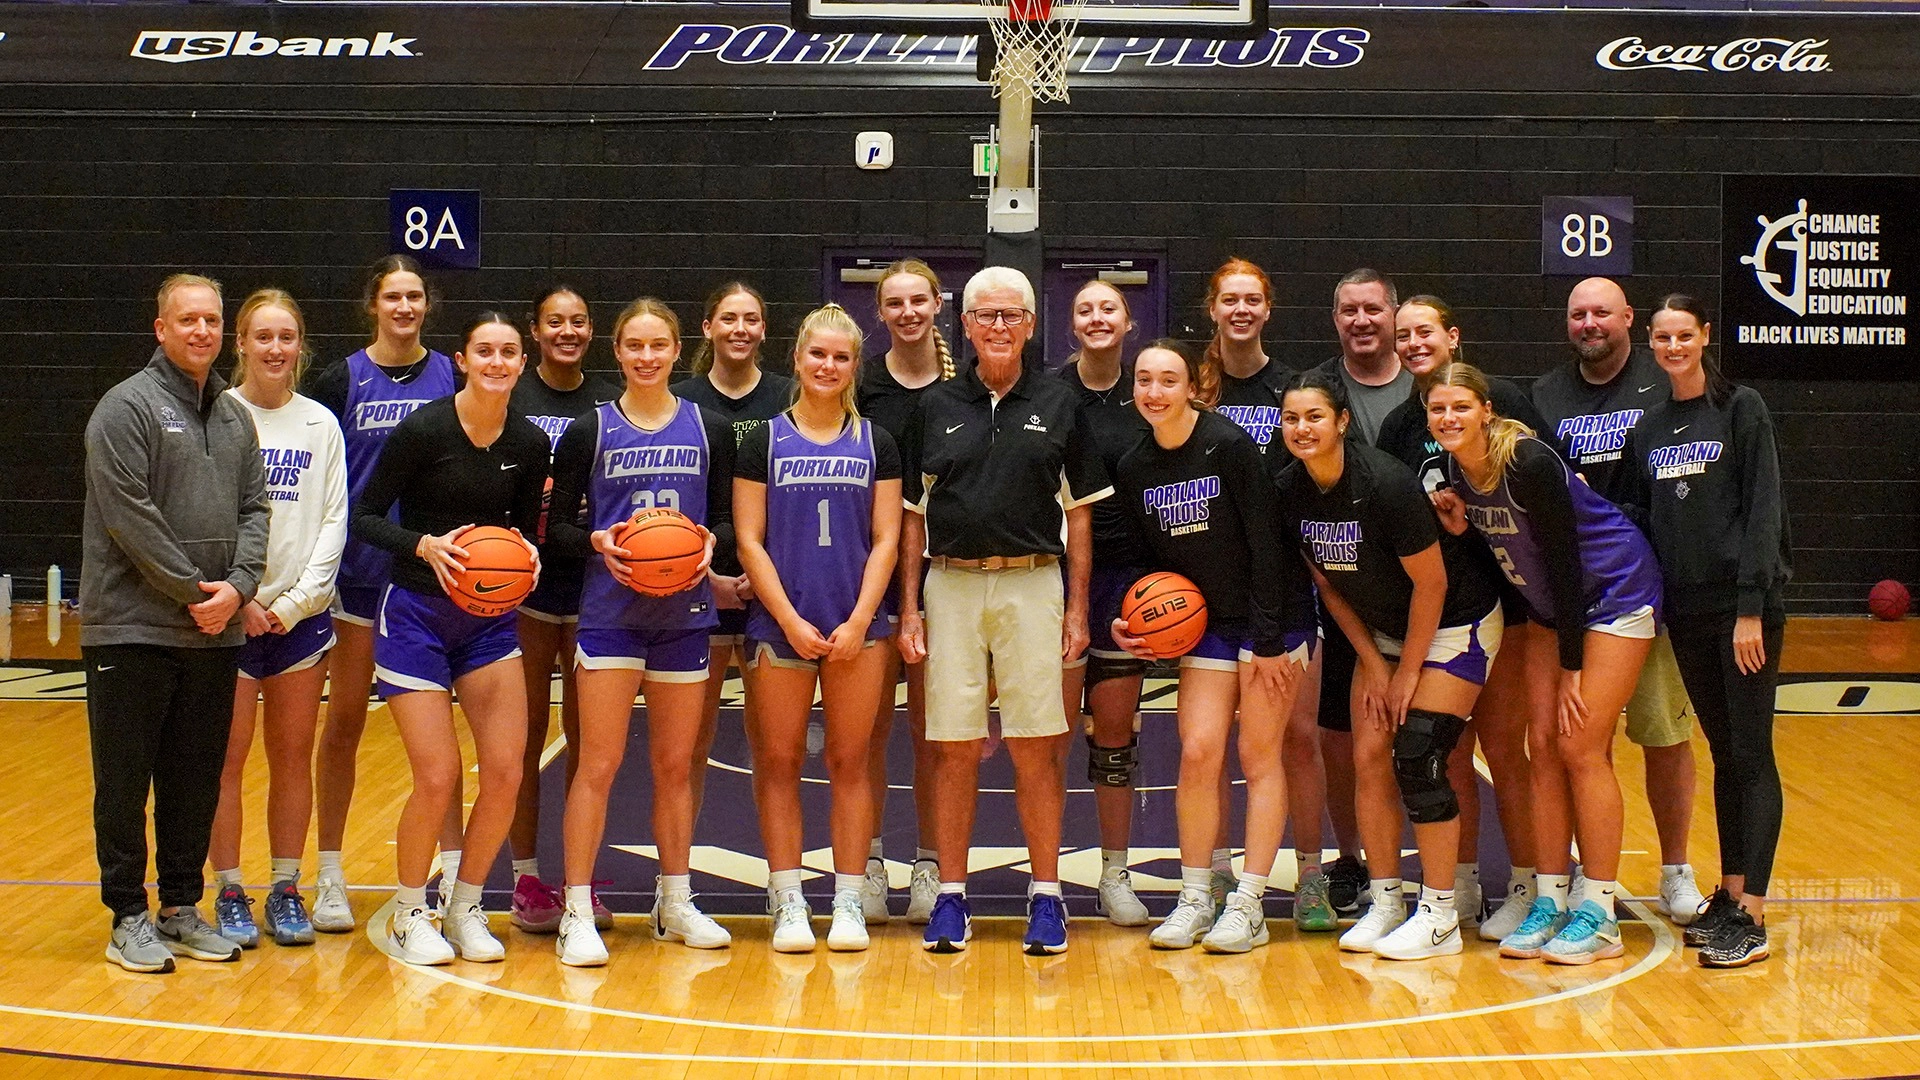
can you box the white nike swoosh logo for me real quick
[1352,498,1364,505]
[306,420,324,426]
[776,434,794,443]
[1205,445,1217,455]
[501,463,518,470]
[1638,384,1657,393]
[946,424,965,434]
[1673,425,1688,434]
[358,377,375,387]
[96,666,115,672]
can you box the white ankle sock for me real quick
[1418,884,1455,913]
[438,851,461,889]
[1582,878,1619,911]
[396,884,427,910]
[1370,879,1403,908]
[938,881,965,896]
[1180,866,1213,895]
[769,869,804,907]
[1539,873,1573,911]
[269,858,301,886]
[1235,873,1269,901]
[317,851,343,879]
[512,858,539,883]
[214,867,243,888]
[1661,863,1691,878]
[1455,863,1480,889]
[1028,880,1062,899]
[1101,849,1129,875]
[836,873,864,897]
[868,837,885,860]
[1509,866,1537,897]
[564,884,592,912]
[450,879,484,908]
[1297,851,1323,877]
[659,874,692,902]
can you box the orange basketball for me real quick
[610,509,708,596]
[447,525,535,617]
[1119,571,1209,659]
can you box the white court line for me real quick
[3,995,1917,1070]
[348,896,1677,1045]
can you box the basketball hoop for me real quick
[981,0,1086,103]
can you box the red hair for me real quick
[1200,257,1273,409]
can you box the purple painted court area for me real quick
[488,687,1511,916]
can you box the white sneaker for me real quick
[1339,896,1408,952]
[655,893,732,949]
[1659,865,1707,926]
[1149,889,1216,950]
[1201,893,1270,954]
[861,859,891,925]
[771,899,815,953]
[906,860,939,925]
[312,873,354,933]
[1454,878,1483,929]
[1372,900,1462,961]
[1096,868,1151,927]
[1479,882,1535,941]
[557,906,608,968]
[828,893,870,952]
[389,904,454,966]
[444,902,505,962]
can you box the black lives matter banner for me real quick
[1723,176,1916,382]
[0,3,1917,93]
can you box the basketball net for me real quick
[982,0,1085,104]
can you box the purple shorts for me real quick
[1370,604,1505,688]
[1181,624,1318,672]
[237,611,335,681]
[373,585,522,697]
[330,585,383,627]
[575,626,710,683]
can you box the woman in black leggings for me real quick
[1630,294,1790,969]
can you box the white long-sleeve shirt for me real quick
[226,388,349,628]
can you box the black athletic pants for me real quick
[84,643,239,921]
[1666,605,1785,897]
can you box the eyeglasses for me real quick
[965,308,1031,328]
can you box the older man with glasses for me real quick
[896,266,1112,956]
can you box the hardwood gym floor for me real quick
[1,612,1916,1079]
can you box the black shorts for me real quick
[1316,596,1356,733]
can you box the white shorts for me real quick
[1589,604,1658,640]
[1370,604,1505,687]
[923,562,1069,742]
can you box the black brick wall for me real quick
[2,80,1915,613]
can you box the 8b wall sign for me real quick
[1723,175,1915,381]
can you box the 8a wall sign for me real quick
[1724,175,1916,381]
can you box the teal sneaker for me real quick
[1498,897,1570,959]
[1543,900,1624,965]
[1293,872,1338,932]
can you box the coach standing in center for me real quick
[897,266,1112,957]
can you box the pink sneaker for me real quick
[510,875,563,934]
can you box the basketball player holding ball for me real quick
[303,256,458,933]
[1277,369,1503,962]
[506,285,619,936]
[1112,341,1312,954]
[547,299,733,964]
[734,304,902,953]
[349,313,548,966]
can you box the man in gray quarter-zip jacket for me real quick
[82,273,268,973]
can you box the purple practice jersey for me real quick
[577,399,718,633]
[743,413,893,646]
[1448,437,1662,634]
[338,348,456,589]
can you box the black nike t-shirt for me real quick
[673,370,794,575]
[1057,361,1151,568]
[1278,440,1498,639]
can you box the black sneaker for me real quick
[1328,855,1368,917]
[1683,888,1740,948]
[1698,908,1769,968]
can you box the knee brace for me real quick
[1086,736,1140,788]
[1392,709,1468,824]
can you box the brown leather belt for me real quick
[930,554,1059,571]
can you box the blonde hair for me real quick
[790,302,866,438]
[1065,279,1133,371]
[1424,362,1534,492]
[876,259,955,381]
[611,297,681,346]
[229,288,311,387]
[157,273,222,316]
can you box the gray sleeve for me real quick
[227,406,268,602]
[84,394,207,606]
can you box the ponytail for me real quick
[930,324,956,381]
[1654,293,1730,407]
[691,280,766,378]
[1424,362,1536,493]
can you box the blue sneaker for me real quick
[1498,897,1570,959]
[1543,900,1624,965]
[214,884,259,949]
[264,882,316,946]
[922,893,972,953]
[1024,894,1069,955]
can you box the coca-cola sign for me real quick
[1596,35,1831,73]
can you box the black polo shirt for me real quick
[902,363,1111,559]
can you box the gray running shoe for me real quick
[157,907,242,962]
[107,913,176,973]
